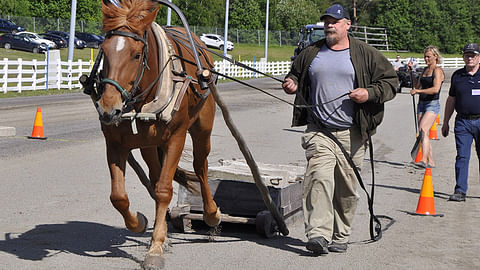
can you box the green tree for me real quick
[0,0,31,16]
[230,0,262,30]
[272,0,320,30]
[408,0,442,52]
[371,0,414,51]
[437,0,474,54]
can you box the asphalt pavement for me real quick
[1,73,479,270]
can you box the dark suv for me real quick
[0,19,26,34]
[291,23,325,60]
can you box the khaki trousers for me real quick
[301,124,365,243]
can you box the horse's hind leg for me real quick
[189,102,221,227]
[107,145,148,234]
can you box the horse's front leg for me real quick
[143,137,185,269]
[107,144,148,234]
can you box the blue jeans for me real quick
[454,116,480,194]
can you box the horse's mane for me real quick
[102,0,157,35]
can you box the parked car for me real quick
[46,30,86,49]
[0,33,46,53]
[0,19,25,34]
[199,34,234,51]
[39,33,68,48]
[75,32,104,48]
[17,31,57,49]
[291,22,325,60]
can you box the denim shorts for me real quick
[417,99,440,114]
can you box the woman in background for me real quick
[410,45,444,168]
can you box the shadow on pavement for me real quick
[0,221,148,263]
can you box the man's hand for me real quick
[282,78,297,94]
[441,123,449,137]
[349,88,369,103]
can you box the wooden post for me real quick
[208,82,290,236]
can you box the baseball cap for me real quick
[463,43,480,54]
[320,4,350,20]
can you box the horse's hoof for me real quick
[203,207,221,227]
[142,253,165,270]
[135,211,148,234]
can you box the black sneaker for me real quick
[448,191,466,202]
[306,237,329,255]
[328,242,348,253]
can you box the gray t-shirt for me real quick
[308,44,356,129]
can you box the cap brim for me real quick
[464,50,480,54]
[320,13,344,20]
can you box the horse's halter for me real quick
[100,29,150,112]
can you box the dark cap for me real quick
[463,43,480,54]
[320,4,350,20]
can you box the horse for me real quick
[89,0,221,268]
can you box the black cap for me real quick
[463,43,480,54]
[320,4,350,20]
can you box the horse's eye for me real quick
[134,54,141,60]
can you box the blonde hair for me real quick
[424,45,442,64]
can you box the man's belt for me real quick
[458,113,480,120]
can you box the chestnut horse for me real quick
[94,0,220,269]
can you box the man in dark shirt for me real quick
[442,43,480,202]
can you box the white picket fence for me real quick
[0,58,92,93]
[214,60,291,80]
[0,57,468,93]
[0,57,291,93]
[387,57,466,69]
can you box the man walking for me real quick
[282,4,397,254]
[442,43,480,202]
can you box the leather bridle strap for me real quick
[105,30,147,45]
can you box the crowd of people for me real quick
[282,3,480,255]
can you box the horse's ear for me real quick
[143,2,160,26]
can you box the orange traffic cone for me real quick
[429,121,438,140]
[28,107,47,140]
[414,145,423,163]
[415,168,443,216]
[436,114,441,126]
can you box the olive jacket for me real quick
[285,36,398,142]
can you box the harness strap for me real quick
[106,30,147,45]
[173,76,192,111]
[102,78,130,100]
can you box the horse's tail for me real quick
[174,167,200,194]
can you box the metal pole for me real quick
[67,0,77,61]
[264,0,269,62]
[223,0,230,57]
[166,0,172,26]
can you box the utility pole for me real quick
[68,0,77,61]
[223,0,229,57]
[167,0,172,26]
[264,0,269,62]
[353,0,357,25]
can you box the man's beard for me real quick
[325,29,338,46]
[326,35,338,46]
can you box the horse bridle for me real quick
[99,29,150,112]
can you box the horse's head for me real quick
[97,0,159,125]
